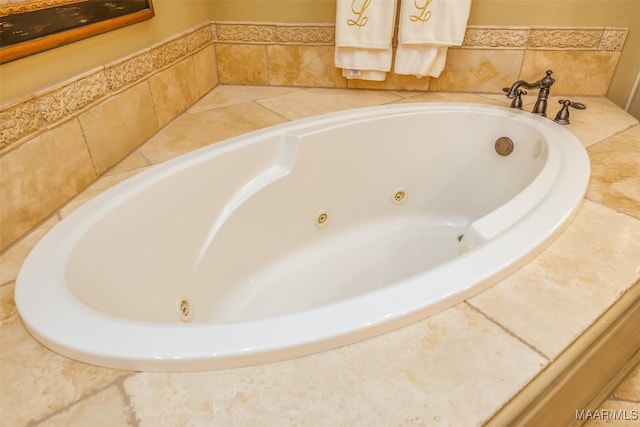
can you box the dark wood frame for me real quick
[0,0,155,64]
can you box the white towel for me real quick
[335,0,398,81]
[395,0,472,78]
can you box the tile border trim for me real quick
[0,22,214,154]
[212,22,628,52]
[0,22,629,153]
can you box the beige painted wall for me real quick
[209,0,640,110]
[0,0,210,104]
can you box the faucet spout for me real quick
[505,80,541,98]
[504,70,555,116]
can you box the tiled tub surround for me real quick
[1,85,639,426]
[0,22,629,251]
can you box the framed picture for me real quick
[0,0,155,63]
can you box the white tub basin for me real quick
[15,103,590,371]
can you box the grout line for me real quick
[105,154,152,177]
[584,122,639,150]
[213,45,224,86]
[381,91,408,104]
[516,46,528,81]
[252,99,292,122]
[116,375,142,427]
[582,122,640,220]
[585,197,640,224]
[136,148,154,166]
[465,301,551,361]
[26,373,135,426]
[264,44,272,86]
[624,69,640,112]
[145,79,162,133]
[76,116,99,178]
[609,395,640,404]
[56,178,97,219]
[191,84,304,114]
[190,55,204,97]
[0,280,14,287]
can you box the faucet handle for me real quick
[502,87,527,108]
[554,99,586,125]
[560,99,587,109]
[511,89,527,109]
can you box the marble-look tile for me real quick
[215,44,269,85]
[613,362,640,401]
[79,81,159,175]
[392,91,506,105]
[429,48,524,93]
[0,119,96,251]
[582,400,640,427]
[0,288,128,425]
[139,102,287,164]
[256,88,401,120]
[148,57,200,127]
[519,50,620,96]
[557,96,638,147]
[481,92,539,107]
[0,215,59,285]
[36,385,134,427]
[387,90,428,98]
[59,168,150,218]
[267,45,346,88]
[105,150,150,176]
[125,303,545,427]
[469,200,640,359]
[1,283,16,325]
[587,125,640,219]
[347,71,431,91]
[192,45,219,97]
[189,84,301,114]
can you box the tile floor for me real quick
[1,85,638,426]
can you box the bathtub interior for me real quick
[65,108,549,324]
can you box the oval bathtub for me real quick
[16,103,590,371]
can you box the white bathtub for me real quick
[16,103,590,371]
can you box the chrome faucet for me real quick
[504,70,555,116]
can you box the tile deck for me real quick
[1,85,638,426]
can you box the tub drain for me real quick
[315,210,329,227]
[495,137,514,156]
[176,298,193,322]
[392,188,407,204]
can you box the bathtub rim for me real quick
[15,102,590,371]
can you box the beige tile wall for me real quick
[212,23,627,94]
[0,22,628,251]
[0,24,218,251]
